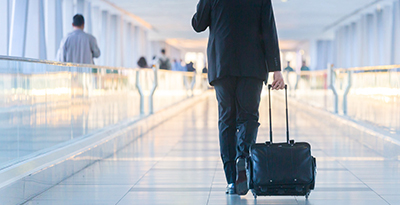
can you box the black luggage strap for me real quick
[267,84,290,144]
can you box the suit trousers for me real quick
[213,76,263,184]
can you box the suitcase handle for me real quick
[267,84,290,144]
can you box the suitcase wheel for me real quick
[252,190,257,199]
[305,192,310,199]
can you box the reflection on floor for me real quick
[25,95,400,205]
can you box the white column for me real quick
[91,6,100,38]
[133,25,140,64]
[350,23,358,68]
[131,25,137,66]
[38,0,47,59]
[334,28,342,68]
[98,10,109,66]
[91,6,100,65]
[340,27,346,68]
[334,29,340,68]
[356,18,363,67]
[144,30,152,64]
[76,0,84,14]
[309,40,317,70]
[24,0,47,59]
[366,14,375,66]
[383,5,393,65]
[375,9,384,65]
[9,0,28,57]
[85,1,92,34]
[343,25,351,68]
[140,28,146,57]
[8,0,12,52]
[360,15,368,67]
[109,15,118,66]
[0,0,9,55]
[45,0,63,60]
[123,22,132,67]
[62,0,74,37]
[115,16,122,67]
[392,1,400,64]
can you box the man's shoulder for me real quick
[84,32,96,40]
[78,31,96,41]
[69,30,96,39]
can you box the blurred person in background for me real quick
[137,57,149,68]
[300,60,310,71]
[57,14,100,64]
[186,62,196,72]
[173,59,188,71]
[284,61,294,72]
[159,49,172,70]
[179,59,187,71]
[202,67,208,74]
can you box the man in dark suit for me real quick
[192,0,285,195]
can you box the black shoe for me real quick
[226,183,236,194]
[235,157,249,195]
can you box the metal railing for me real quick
[285,64,400,135]
[0,56,209,169]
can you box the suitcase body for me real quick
[248,85,316,198]
[249,142,316,197]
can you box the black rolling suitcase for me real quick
[248,85,316,199]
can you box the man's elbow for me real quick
[93,50,101,58]
[191,17,207,33]
[193,26,206,33]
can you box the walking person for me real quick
[158,49,172,70]
[192,0,285,195]
[57,14,100,64]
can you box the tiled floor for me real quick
[25,94,400,205]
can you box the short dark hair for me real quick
[161,49,166,54]
[73,14,85,27]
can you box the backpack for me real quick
[159,58,170,70]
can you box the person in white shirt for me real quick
[57,14,100,64]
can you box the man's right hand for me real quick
[271,71,285,90]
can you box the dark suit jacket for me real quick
[192,0,281,85]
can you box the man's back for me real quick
[192,0,281,84]
[57,30,100,64]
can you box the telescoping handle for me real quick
[267,84,290,144]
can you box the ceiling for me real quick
[106,0,382,50]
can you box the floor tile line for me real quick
[20,161,100,205]
[116,125,191,205]
[336,160,392,205]
[115,143,181,205]
[206,160,219,205]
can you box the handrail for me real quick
[0,56,209,76]
[0,55,139,71]
[286,64,399,116]
[297,70,327,75]
[335,65,400,72]
[291,65,400,75]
